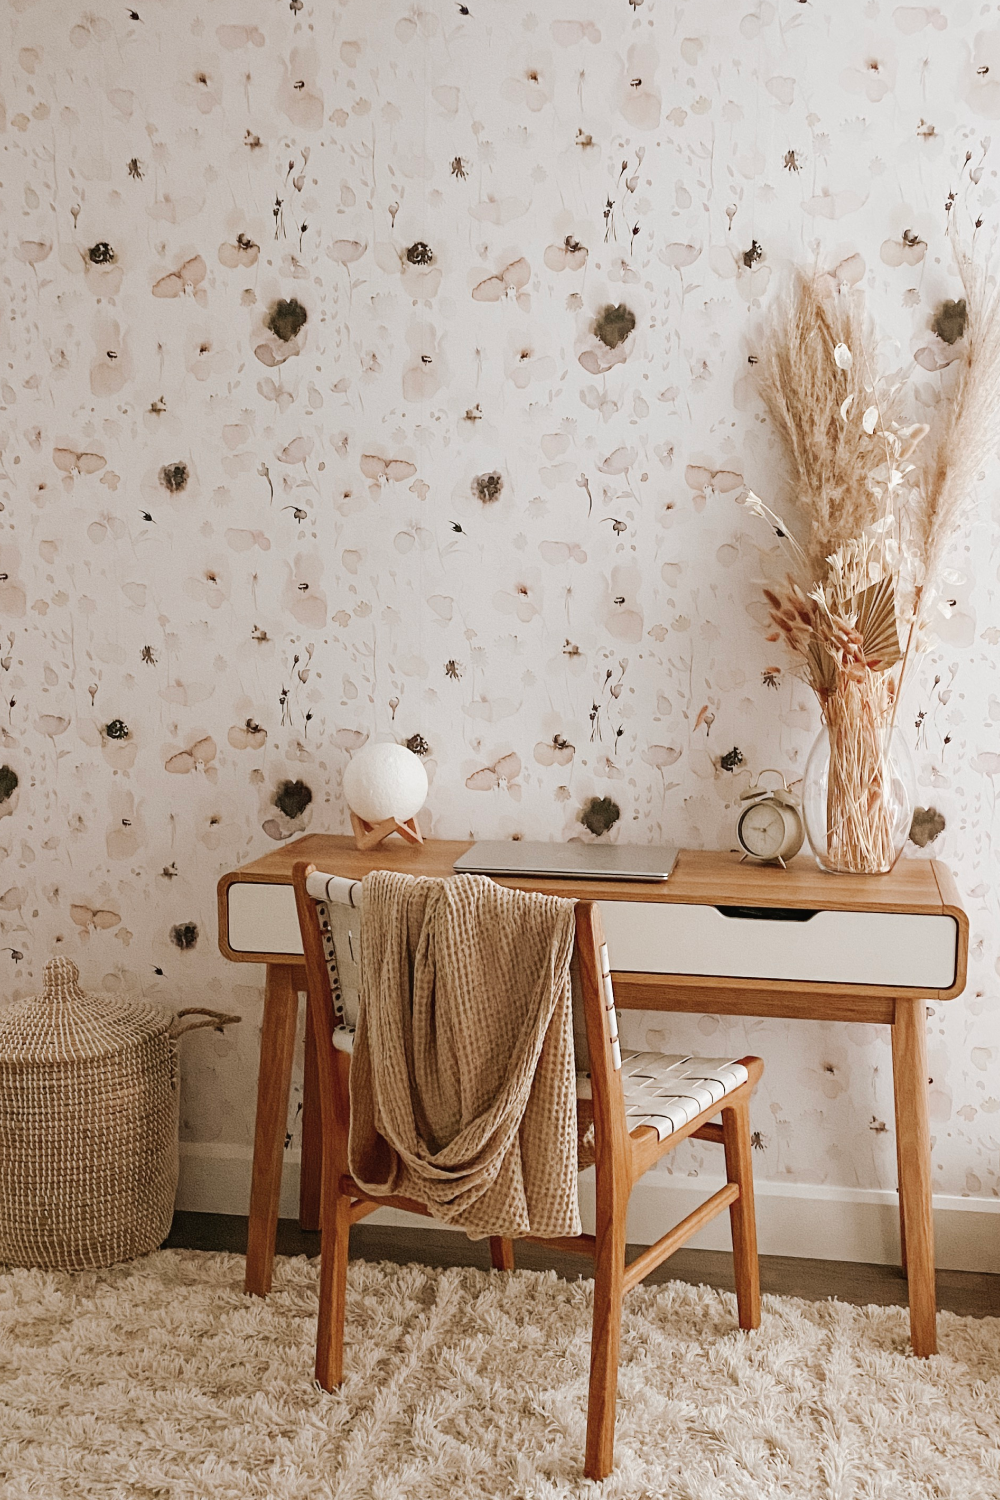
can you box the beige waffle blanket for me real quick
[348,870,581,1239]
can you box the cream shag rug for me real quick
[2,1250,999,1499]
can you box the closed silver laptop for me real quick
[452,841,678,882]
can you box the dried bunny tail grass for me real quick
[765,576,877,704]
[755,275,899,579]
[913,234,1000,594]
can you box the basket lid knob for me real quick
[42,956,85,998]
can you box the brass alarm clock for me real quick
[736,769,804,866]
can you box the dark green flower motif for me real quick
[593,304,636,349]
[909,806,946,847]
[472,471,503,504]
[580,796,620,838]
[932,299,966,345]
[159,461,189,494]
[275,780,312,819]
[266,299,308,342]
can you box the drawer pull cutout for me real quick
[715,905,818,923]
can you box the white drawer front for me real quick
[226,881,957,991]
[228,882,303,956]
[598,901,958,990]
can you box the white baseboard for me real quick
[177,1144,1000,1275]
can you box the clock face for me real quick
[738,799,786,859]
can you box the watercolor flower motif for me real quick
[15,239,52,270]
[471,256,530,308]
[814,253,866,300]
[684,463,744,514]
[500,51,554,113]
[0,765,19,823]
[465,751,522,800]
[708,242,771,303]
[185,327,232,382]
[255,297,309,367]
[141,457,200,507]
[328,239,367,270]
[402,322,448,401]
[219,233,260,269]
[69,900,121,937]
[535,734,575,767]
[228,719,267,751]
[185,558,231,610]
[914,299,968,372]
[374,240,442,298]
[174,63,223,114]
[277,46,324,131]
[506,336,556,390]
[608,255,641,287]
[359,452,417,501]
[880,231,926,269]
[840,50,896,103]
[579,301,638,374]
[262,778,315,842]
[618,43,662,130]
[454,463,512,524]
[164,734,218,781]
[543,236,588,272]
[81,240,124,296]
[198,796,238,853]
[79,717,139,770]
[152,253,208,304]
[493,569,543,622]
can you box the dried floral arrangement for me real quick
[740,235,1000,872]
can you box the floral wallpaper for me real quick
[2,0,999,1212]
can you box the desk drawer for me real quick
[228,882,303,957]
[225,881,958,992]
[598,901,958,990]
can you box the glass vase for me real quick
[802,684,914,876]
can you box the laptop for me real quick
[452,841,679,882]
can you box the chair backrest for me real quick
[303,871,363,1031]
[291,863,629,1159]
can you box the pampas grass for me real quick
[743,234,1000,872]
[754,277,901,580]
[911,237,1000,594]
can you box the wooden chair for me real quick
[292,861,764,1482]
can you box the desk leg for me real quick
[245,963,299,1297]
[894,1102,908,1277]
[299,999,323,1232]
[891,998,936,1356]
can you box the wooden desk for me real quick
[218,836,968,1356]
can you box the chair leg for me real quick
[489,1237,515,1271]
[722,1098,761,1331]
[584,1202,626,1481]
[316,1185,351,1390]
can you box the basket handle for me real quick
[170,1007,242,1038]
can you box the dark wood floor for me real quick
[165,1212,1000,1320]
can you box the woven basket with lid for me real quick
[0,956,238,1271]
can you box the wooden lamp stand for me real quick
[349,810,423,852]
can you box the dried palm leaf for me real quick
[852,575,901,672]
